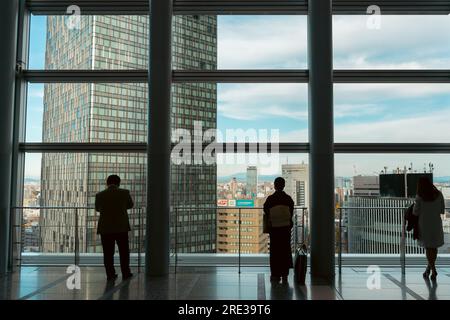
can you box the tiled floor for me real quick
[0,266,449,300]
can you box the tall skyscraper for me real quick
[40,15,217,253]
[282,163,309,207]
[246,166,258,199]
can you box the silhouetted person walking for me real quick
[264,177,294,284]
[413,176,445,281]
[95,175,134,281]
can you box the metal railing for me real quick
[337,206,450,275]
[11,206,145,272]
[15,204,447,275]
[337,206,410,275]
[172,206,309,274]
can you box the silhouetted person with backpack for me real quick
[264,177,294,284]
[95,175,134,281]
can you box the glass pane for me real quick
[216,15,307,69]
[335,154,450,257]
[334,83,450,143]
[29,15,307,70]
[217,83,308,142]
[171,152,309,254]
[26,83,148,143]
[22,153,147,255]
[215,153,309,254]
[30,15,149,70]
[333,16,450,69]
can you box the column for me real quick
[146,0,173,276]
[0,0,19,275]
[308,0,335,283]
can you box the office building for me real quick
[282,163,309,207]
[353,176,380,197]
[246,166,258,199]
[217,198,268,254]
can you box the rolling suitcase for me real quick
[294,243,307,285]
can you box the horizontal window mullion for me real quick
[23,70,450,83]
[334,70,450,83]
[22,70,148,83]
[335,143,450,153]
[333,0,450,15]
[173,70,309,83]
[20,143,450,154]
[19,143,147,153]
[26,0,450,15]
[19,142,306,153]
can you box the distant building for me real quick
[282,163,309,207]
[216,198,269,254]
[345,196,450,254]
[353,176,380,197]
[379,173,433,198]
[246,166,258,199]
[230,177,238,199]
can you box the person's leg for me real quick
[116,232,132,278]
[430,248,438,279]
[101,233,116,279]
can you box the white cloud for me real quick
[333,16,450,69]
[335,108,450,143]
[28,88,44,99]
[218,15,450,69]
[218,83,307,121]
[335,83,450,104]
[218,16,307,69]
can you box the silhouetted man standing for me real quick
[95,175,134,281]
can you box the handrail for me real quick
[340,206,450,210]
[12,206,95,210]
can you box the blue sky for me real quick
[25,15,450,178]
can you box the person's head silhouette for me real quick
[274,177,285,191]
[106,174,121,187]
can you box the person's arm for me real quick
[127,190,134,209]
[289,197,294,228]
[263,196,271,215]
[95,193,100,212]
[413,196,421,216]
[441,192,445,215]
[289,197,294,216]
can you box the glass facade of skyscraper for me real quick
[40,15,217,253]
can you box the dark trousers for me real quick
[100,232,131,278]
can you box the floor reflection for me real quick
[1,266,450,300]
[424,278,438,300]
